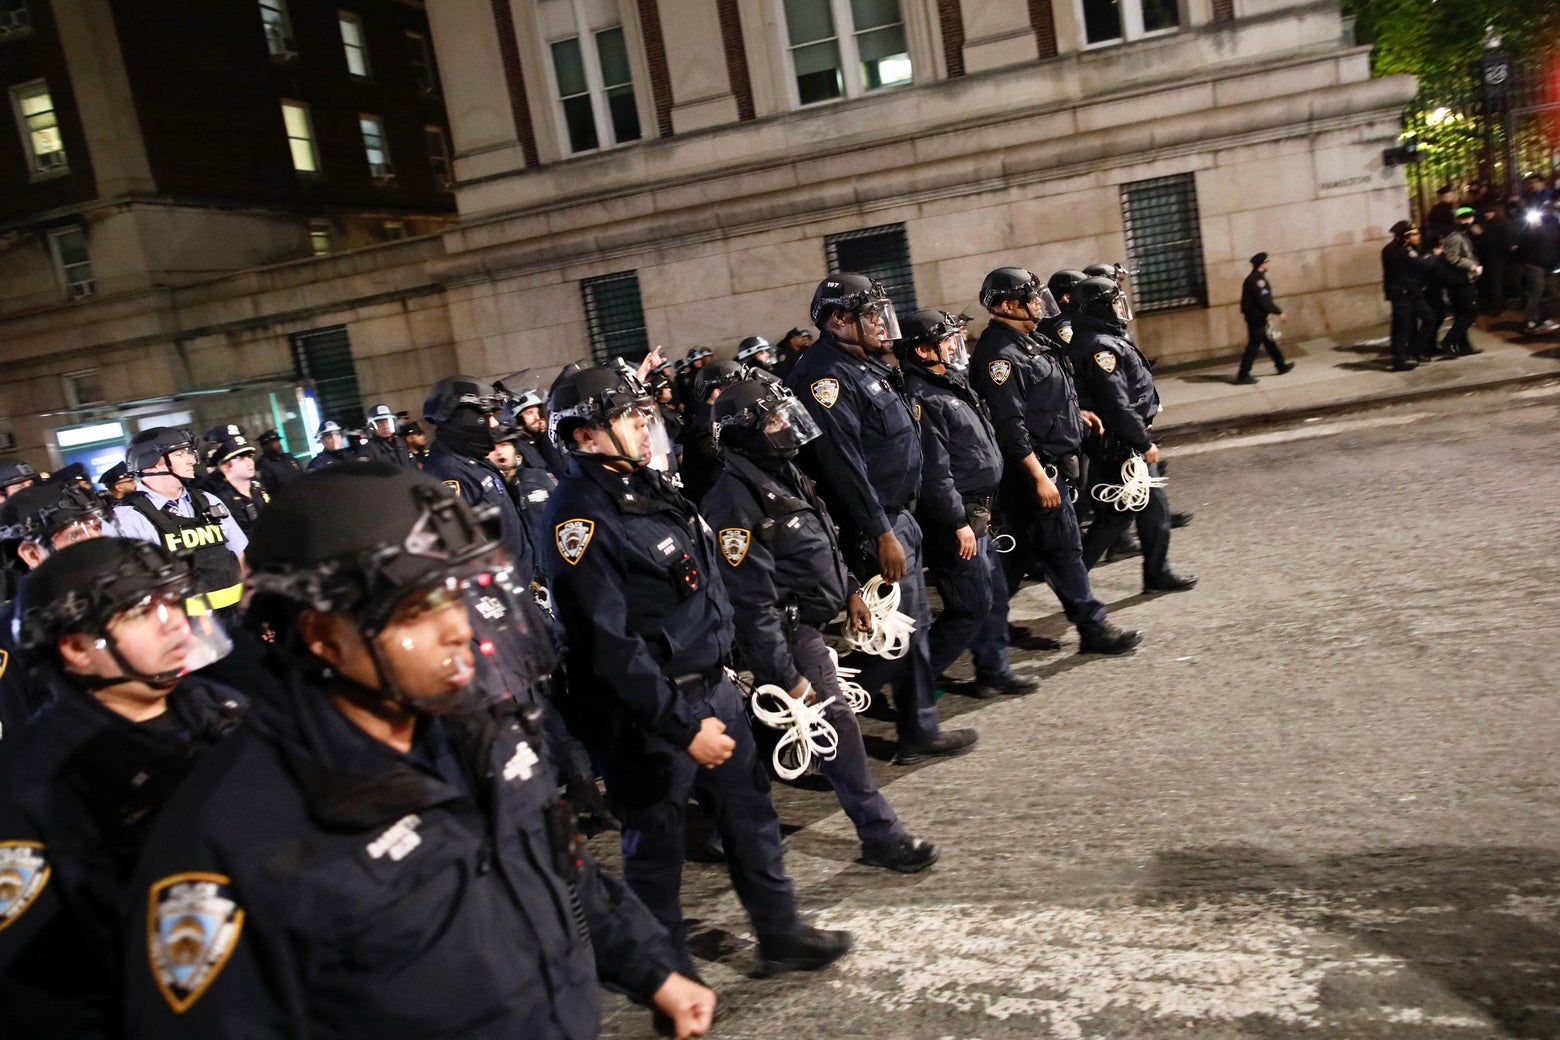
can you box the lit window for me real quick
[1119,173,1206,311]
[10,81,68,176]
[406,31,438,94]
[48,227,95,300]
[360,114,393,179]
[580,271,649,362]
[339,11,371,78]
[281,100,318,172]
[540,0,641,155]
[1,0,32,37]
[823,223,917,312]
[780,0,911,106]
[258,0,294,57]
[424,125,451,189]
[1079,0,1179,47]
[309,223,332,256]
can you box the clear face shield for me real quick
[1023,287,1062,322]
[1112,291,1133,322]
[757,396,822,456]
[365,548,557,716]
[855,298,902,351]
[96,586,234,687]
[606,402,673,468]
[940,329,970,371]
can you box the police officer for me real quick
[0,537,244,1038]
[501,387,564,551]
[254,429,303,489]
[0,458,38,502]
[786,275,978,764]
[112,427,247,618]
[400,420,431,467]
[1042,270,1088,346]
[673,346,713,410]
[203,435,270,534]
[899,310,1039,695]
[678,359,746,503]
[360,402,415,467]
[1235,252,1293,384]
[1381,221,1441,369]
[970,269,1142,655]
[1068,276,1198,594]
[1439,208,1484,355]
[306,420,361,470]
[100,460,136,501]
[0,482,113,741]
[121,466,713,1038]
[423,375,536,585]
[735,335,776,371]
[701,377,938,872]
[772,327,813,381]
[542,364,851,979]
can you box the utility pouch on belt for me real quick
[964,502,991,540]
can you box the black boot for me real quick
[756,925,854,977]
[1077,621,1142,655]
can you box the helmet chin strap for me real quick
[66,634,184,691]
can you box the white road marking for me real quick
[1171,413,1431,458]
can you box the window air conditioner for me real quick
[370,162,396,180]
[68,280,97,300]
[36,150,68,171]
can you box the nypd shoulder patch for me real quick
[811,378,840,409]
[988,359,1012,385]
[913,402,922,421]
[718,528,751,567]
[442,479,462,495]
[0,840,50,932]
[0,648,7,683]
[555,519,595,565]
[147,872,244,1013]
[1094,351,1118,374]
[1058,324,1074,344]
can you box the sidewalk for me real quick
[1151,317,1560,438]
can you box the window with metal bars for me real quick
[823,223,917,313]
[1119,174,1207,312]
[290,326,365,430]
[581,271,649,362]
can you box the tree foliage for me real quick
[1344,0,1558,101]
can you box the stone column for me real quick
[657,0,741,133]
[960,0,1040,73]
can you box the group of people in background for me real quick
[0,260,1196,1039]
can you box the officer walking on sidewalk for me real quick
[1235,252,1293,384]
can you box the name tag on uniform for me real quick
[503,741,539,782]
[655,536,677,557]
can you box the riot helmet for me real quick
[366,403,399,438]
[424,375,500,426]
[711,378,820,459]
[897,309,972,371]
[809,273,902,351]
[1084,262,1134,318]
[245,465,554,714]
[15,538,232,688]
[316,420,350,453]
[1074,276,1132,324]
[0,458,38,499]
[1047,270,1089,312]
[735,336,775,368]
[547,364,671,465]
[979,267,1061,323]
[126,427,198,481]
[0,481,110,570]
[694,359,746,404]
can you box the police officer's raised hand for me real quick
[651,972,718,1037]
[847,591,872,633]
[1034,472,1062,509]
[876,530,907,581]
[688,716,735,768]
[955,524,977,560]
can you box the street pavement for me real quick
[598,371,1560,1040]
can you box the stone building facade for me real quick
[0,0,1415,473]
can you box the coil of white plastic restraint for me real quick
[825,646,871,714]
[842,576,916,659]
[1090,453,1167,512]
[749,682,839,781]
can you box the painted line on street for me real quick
[1171,412,1431,458]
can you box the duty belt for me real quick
[668,663,727,698]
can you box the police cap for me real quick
[99,461,131,488]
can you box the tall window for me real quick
[1079,0,1179,47]
[49,227,95,299]
[291,326,366,433]
[823,223,917,313]
[11,81,68,175]
[406,31,438,94]
[339,11,371,77]
[281,100,318,172]
[781,0,911,106]
[1120,173,1206,311]
[580,271,649,362]
[540,0,641,155]
[360,114,392,179]
[424,125,451,189]
[258,0,294,57]
[1,0,32,37]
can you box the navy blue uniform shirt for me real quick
[904,364,1002,532]
[970,319,1084,463]
[1066,314,1161,453]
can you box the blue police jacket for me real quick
[700,451,853,690]
[0,596,50,744]
[0,672,245,1038]
[122,664,676,1039]
[1066,314,1161,453]
[903,363,1003,533]
[541,458,734,751]
[785,332,922,540]
[425,439,536,582]
[970,319,1085,463]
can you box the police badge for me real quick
[988,359,1012,385]
[0,841,50,932]
[718,528,750,567]
[554,518,595,564]
[1094,351,1117,374]
[147,872,244,1012]
[810,378,840,408]
[1058,325,1073,344]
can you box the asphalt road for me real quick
[599,381,1560,1040]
